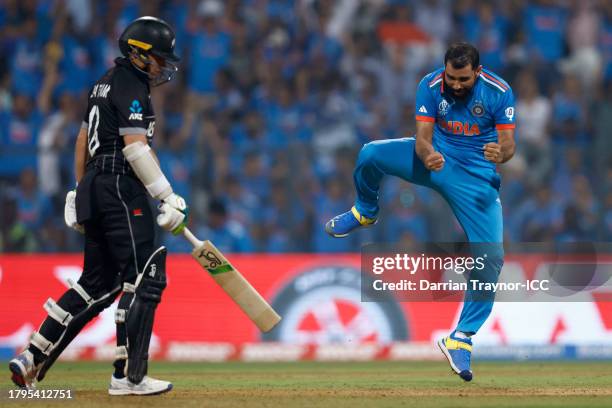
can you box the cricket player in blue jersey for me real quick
[325,43,516,381]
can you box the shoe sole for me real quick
[325,221,377,238]
[108,383,173,396]
[437,338,472,382]
[325,224,349,238]
[9,361,27,389]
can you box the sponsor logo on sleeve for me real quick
[129,100,143,120]
[505,107,514,121]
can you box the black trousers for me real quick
[77,171,156,295]
[31,171,156,371]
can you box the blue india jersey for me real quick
[414,67,515,171]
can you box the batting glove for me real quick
[163,192,187,212]
[157,193,189,235]
[64,189,84,234]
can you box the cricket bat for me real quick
[182,227,281,332]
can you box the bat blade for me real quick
[191,240,281,332]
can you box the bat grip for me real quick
[182,227,203,248]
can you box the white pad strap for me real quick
[68,279,93,305]
[122,142,172,200]
[115,346,128,360]
[123,282,136,293]
[115,309,126,324]
[43,298,73,326]
[30,331,53,356]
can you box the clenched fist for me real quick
[483,142,503,163]
[424,152,445,171]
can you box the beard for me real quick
[445,81,474,99]
[448,87,470,98]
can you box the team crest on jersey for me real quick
[471,101,485,117]
[129,100,143,120]
[438,99,451,116]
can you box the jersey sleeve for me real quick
[493,87,516,130]
[414,76,437,123]
[112,73,150,136]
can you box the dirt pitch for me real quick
[1,361,611,407]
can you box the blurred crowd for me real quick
[0,0,611,254]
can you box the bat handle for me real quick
[182,227,204,248]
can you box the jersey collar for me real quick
[115,57,150,83]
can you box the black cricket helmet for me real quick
[119,16,180,86]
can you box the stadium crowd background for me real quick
[0,0,610,254]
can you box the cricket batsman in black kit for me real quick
[9,17,188,396]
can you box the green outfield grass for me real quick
[1,361,611,407]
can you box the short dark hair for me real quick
[444,42,480,70]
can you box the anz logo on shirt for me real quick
[128,99,143,120]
